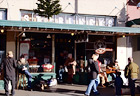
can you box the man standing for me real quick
[85,53,99,96]
[125,57,139,96]
[1,51,17,96]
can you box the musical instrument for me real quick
[106,67,124,74]
[106,67,116,74]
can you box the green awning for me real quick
[126,18,140,27]
[0,20,140,33]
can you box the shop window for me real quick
[20,33,54,73]
[0,9,7,20]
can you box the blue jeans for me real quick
[96,74,100,85]
[24,70,32,88]
[85,75,99,95]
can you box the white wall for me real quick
[0,0,126,26]
[60,0,126,26]
[117,37,133,85]
[0,0,37,20]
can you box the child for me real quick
[58,65,64,82]
[115,72,123,96]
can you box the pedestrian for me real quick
[125,57,139,96]
[85,53,100,96]
[115,72,123,96]
[17,54,33,90]
[0,51,17,96]
[64,53,77,84]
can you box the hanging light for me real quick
[46,34,51,38]
[22,33,26,37]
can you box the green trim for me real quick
[0,73,56,90]
[31,72,56,80]
[0,20,140,33]
[0,80,4,90]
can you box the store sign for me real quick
[20,11,115,26]
[95,48,113,54]
[94,40,113,54]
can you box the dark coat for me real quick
[1,57,17,79]
[88,59,99,79]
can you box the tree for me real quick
[34,0,62,21]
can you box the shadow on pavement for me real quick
[0,93,5,96]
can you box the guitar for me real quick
[106,67,116,74]
[106,67,124,74]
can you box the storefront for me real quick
[0,20,140,89]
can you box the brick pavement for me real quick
[0,84,140,96]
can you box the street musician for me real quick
[106,60,120,80]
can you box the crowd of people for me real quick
[0,51,139,96]
[84,53,139,96]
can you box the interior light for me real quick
[22,33,26,37]
[71,32,74,36]
[1,29,4,33]
[47,34,51,38]
[122,35,125,38]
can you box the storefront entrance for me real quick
[0,33,6,81]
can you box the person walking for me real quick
[1,51,17,96]
[85,53,100,96]
[115,72,123,96]
[125,57,139,96]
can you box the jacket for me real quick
[17,60,29,73]
[1,57,17,79]
[126,62,139,79]
[88,59,99,79]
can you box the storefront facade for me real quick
[0,0,140,89]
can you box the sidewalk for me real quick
[0,84,140,96]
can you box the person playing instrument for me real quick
[107,60,120,80]
[113,60,120,72]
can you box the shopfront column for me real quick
[117,36,132,85]
[52,34,55,72]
